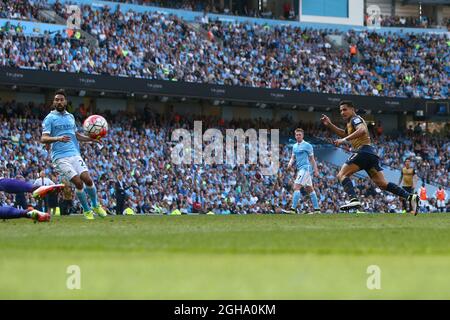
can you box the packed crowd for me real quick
[109,0,216,13]
[205,20,448,98]
[366,14,438,29]
[114,1,450,27]
[379,15,431,28]
[1,0,447,28]
[105,1,450,26]
[0,0,295,22]
[50,0,448,26]
[0,0,37,21]
[0,3,448,99]
[0,0,48,22]
[105,0,296,20]
[0,99,448,215]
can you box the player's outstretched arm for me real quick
[341,124,366,141]
[334,125,366,147]
[76,132,99,143]
[320,114,346,138]
[41,133,70,144]
[287,154,295,169]
[309,155,319,177]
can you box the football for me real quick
[83,115,108,140]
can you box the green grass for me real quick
[1,214,450,299]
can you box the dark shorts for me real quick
[403,187,414,194]
[48,193,58,208]
[345,152,383,177]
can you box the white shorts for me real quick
[437,200,446,208]
[54,155,89,181]
[419,200,428,207]
[294,168,313,187]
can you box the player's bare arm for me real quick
[309,155,319,177]
[287,154,295,169]
[334,124,367,147]
[320,114,346,138]
[398,171,404,186]
[76,131,100,143]
[41,133,70,144]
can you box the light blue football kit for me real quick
[42,110,98,212]
[292,141,314,172]
[291,140,319,211]
[42,110,81,162]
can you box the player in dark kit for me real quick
[0,177,64,222]
[1,136,64,222]
[320,100,419,214]
[398,158,417,212]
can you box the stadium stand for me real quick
[0,100,448,214]
[377,15,433,28]
[0,0,39,21]
[0,2,448,99]
[65,0,450,27]
[0,0,448,214]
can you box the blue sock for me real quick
[292,190,301,209]
[85,185,99,208]
[310,191,319,210]
[0,206,28,219]
[76,189,91,212]
[0,178,34,193]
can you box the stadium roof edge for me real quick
[48,0,449,35]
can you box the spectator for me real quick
[419,184,428,212]
[33,170,55,213]
[47,173,59,215]
[14,175,28,209]
[115,172,129,215]
[60,179,74,215]
[435,186,447,213]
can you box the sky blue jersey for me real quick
[42,110,81,162]
[292,141,314,171]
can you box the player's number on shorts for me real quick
[79,159,87,168]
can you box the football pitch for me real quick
[1,214,450,299]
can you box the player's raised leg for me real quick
[0,206,50,222]
[80,171,107,218]
[0,177,64,199]
[0,178,35,193]
[336,163,362,211]
[370,171,419,215]
[33,184,65,200]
